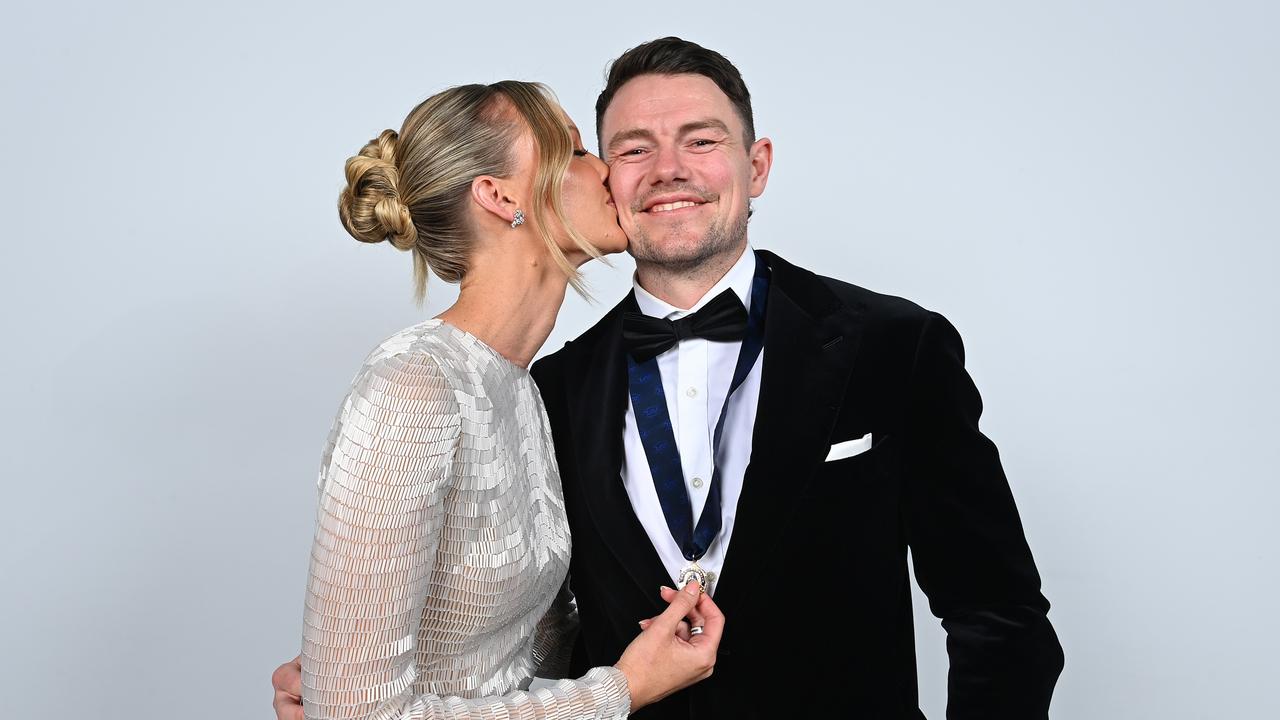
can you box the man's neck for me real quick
[634,242,749,311]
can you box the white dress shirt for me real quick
[621,246,763,595]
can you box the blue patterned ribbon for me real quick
[626,252,770,562]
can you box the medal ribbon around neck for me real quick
[625,252,769,564]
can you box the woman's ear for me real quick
[471,175,523,227]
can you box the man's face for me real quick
[600,73,772,270]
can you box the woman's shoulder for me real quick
[352,319,476,384]
[339,319,528,435]
[338,320,471,409]
[318,321,467,491]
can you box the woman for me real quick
[294,81,723,720]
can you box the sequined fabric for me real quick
[301,320,631,720]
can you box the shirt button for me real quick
[706,571,717,583]
[686,387,698,398]
[691,477,704,489]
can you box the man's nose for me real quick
[648,143,688,185]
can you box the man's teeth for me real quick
[649,200,699,213]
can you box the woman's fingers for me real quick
[687,588,725,647]
[643,618,692,638]
[659,584,707,628]
[639,583,713,644]
[649,581,702,633]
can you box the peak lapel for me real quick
[713,251,867,615]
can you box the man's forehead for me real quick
[602,73,739,135]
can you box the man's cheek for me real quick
[618,214,641,236]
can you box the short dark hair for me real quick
[595,37,755,151]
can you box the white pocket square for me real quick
[825,432,874,462]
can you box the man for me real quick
[275,37,1063,718]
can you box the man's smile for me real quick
[639,192,714,215]
[648,200,705,214]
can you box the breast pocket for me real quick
[805,433,897,498]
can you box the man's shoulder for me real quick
[823,273,928,321]
[765,250,934,328]
[532,252,944,385]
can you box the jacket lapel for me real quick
[563,295,672,609]
[712,251,867,616]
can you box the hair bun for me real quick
[338,129,418,250]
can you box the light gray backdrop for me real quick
[2,1,1276,718]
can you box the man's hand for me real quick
[271,655,303,720]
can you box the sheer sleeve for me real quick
[301,351,631,720]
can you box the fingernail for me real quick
[660,586,674,594]
[683,582,700,595]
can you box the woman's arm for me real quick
[301,351,630,720]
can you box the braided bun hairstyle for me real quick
[337,82,599,302]
[338,130,418,251]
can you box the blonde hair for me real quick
[338,81,600,302]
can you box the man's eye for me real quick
[691,139,717,148]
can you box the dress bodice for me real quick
[301,320,629,720]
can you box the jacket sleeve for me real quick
[901,312,1064,719]
[301,351,630,720]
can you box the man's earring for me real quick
[510,209,525,229]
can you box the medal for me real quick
[677,562,708,593]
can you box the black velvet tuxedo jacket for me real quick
[530,251,1063,719]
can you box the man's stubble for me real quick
[627,204,749,287]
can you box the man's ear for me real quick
[471,175,523,226]
[747,137,774,198]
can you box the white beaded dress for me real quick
[301,320,631,720]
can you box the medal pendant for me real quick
[677,562,708,593]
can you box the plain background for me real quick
[2,1,1276,717]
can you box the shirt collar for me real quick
[632,245,756,320]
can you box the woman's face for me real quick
[531,116,627,260]
[567,122,626,256]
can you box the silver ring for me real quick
[689,625,704,636]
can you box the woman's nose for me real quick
[591,153,609,180]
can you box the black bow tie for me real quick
[622,289,749,362]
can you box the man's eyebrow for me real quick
[606,128,656,153]
[678,119,732,136]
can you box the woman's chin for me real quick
[591,234,629,257]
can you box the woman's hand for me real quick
[637,585,716,640]
[613,582,725,710]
